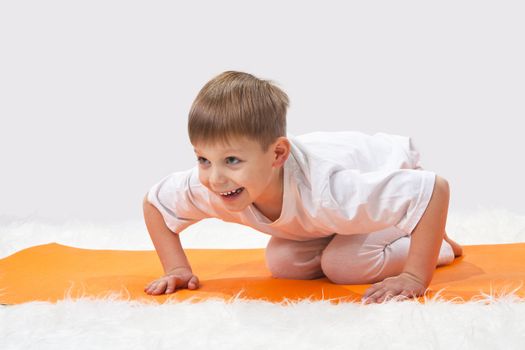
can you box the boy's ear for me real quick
[271,137,291,167]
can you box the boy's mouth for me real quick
[219,187,244,199]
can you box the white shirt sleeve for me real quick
[320,168,436,235]
[146,167,209,234]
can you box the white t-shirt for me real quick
[147,131,436,241]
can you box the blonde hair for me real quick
[188,71,289,152]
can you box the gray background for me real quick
[1,0,523,223]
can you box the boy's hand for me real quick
[144,267,200,295]
[361,272,427,304]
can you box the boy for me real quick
[143,71,463,304]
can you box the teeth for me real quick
[220,188,242,196]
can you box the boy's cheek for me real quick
[198,174,210,187]
[198,178,208,189]
[199,179,216,194]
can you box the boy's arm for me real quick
[363,175,450,303]
[143,193,193,273]
[401,175,450,285]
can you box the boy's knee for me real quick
[265,238,324,280]
[321,233,414,285]
[321,245,364,285]
[321,243,383,285]
[265,238,297,278]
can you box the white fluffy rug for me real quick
[1,208,525,349]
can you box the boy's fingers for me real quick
[363,284,383,299]
[363,282,384,298]
[362,288,375,299]
[400,290,416,299]
[396,292,412,301]
[377,291,396,303]
[367,288,389,303]
[188,276,199,289]
[153,280,167,294]
[145,281,157,292]
[165,277,177,294]
[145,275,202,294]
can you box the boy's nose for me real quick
[209,169,227,188]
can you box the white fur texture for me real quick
[1,208,525,349]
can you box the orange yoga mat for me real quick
[1,242,524,305]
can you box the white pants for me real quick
[264,226,455,284]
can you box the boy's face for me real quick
[193,136,289,212]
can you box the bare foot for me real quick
[444,232,463,257]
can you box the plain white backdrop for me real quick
[1,0,524,223]
[1,6,525,349]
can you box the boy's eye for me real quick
[197,157,210,165]
[225,157,240,165]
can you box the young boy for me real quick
[143,71,463,304]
